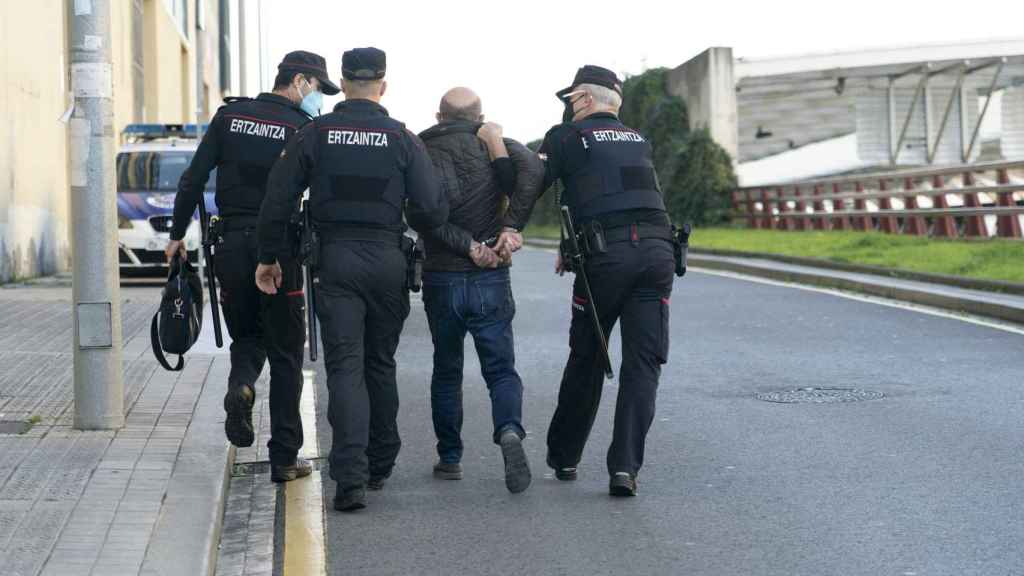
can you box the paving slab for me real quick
[0,285,234,576]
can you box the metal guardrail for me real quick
[732,161,1024,238]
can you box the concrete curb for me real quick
[690,247,1024,296]
[524,237,559,249]
[690,254,1024,326]
[141,357,235,576]
[524,237,1024,326]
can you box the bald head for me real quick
[438,87,483,122]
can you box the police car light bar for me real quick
[122,123,210,140]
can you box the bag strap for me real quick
[151,311,184,372]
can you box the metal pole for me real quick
[238,0,247,96]
[964,59,1005,162]
[195,2,207,281]
[195,0,204,128]
[928,64,967,165]
[887,77,897,165]
[893,67,931,165]
[257,0,265,89]
[69,0,124,430]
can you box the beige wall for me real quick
[143,0,194,126]
[0,0,232,282]
[0,1,72,281]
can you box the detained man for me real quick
[417,87,545,493]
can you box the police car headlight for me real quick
[118,215,132,229]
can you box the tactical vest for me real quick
[309,112,406,229]
[216,95,309,217]
[561,116,666,221]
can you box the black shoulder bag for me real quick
[151,254,205,371]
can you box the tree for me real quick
[525,67,738,229]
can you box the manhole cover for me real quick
[756,387,884,404]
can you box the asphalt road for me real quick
[314,246,1024,576]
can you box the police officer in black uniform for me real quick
[256,47,448,512]
[167,51,339,483]
[539,66,676,497]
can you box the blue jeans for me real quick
[423,268,524,464]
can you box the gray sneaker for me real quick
[499,430,531,494]
[433,461,463,480]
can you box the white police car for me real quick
[117,124,218,274]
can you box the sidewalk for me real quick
[0,282,234,576]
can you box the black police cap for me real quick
[556,65,623,101]
[342,47,387,81]
[278,50,340,95]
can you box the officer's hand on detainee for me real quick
[469,242,499,269]
[555,253,566,276]
[164,240,186,263]
[255,262,283,295]
[476,122,503,143]
[494,228,523,254]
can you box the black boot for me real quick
[223,385,255,448]
[334,486,366,512]
[546,454,577,481]
[367,475,388,491]
[271,457,313,483]
[609,472,638,497]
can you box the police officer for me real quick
[538,65,675,497]
[256,47,448,512]
[166,51,339,483]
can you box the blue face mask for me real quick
[297,79,322,117]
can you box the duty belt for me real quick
[319,226,404,246]
[582,221,673,252]
[220,215,259,232]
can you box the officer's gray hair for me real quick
[579,83,622,110]
[342,78,384,98]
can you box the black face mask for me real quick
[562,100,576,123]
[557,87,578,124]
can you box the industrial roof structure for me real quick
[734,38,1024,165]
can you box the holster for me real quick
[402,235,423,292]
[583,221,607,254]
[558,237,575,273]
[206,216,224,246]
[673,223,691,277]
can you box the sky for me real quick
[236,0,1023,144]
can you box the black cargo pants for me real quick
[316,238,409,492]
[214,224,305,466]
[546,236,675,476]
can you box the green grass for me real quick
[690,228,1024,284]
[525,225,561,241]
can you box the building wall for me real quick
[0,1,72,282]
[1003,87,1024,160]
[143,0,194,126]
[0,0,232,283]
[855,86,981,166]
[667,48,739,162]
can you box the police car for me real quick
[117,124,218,274]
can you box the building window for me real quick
[164,0,188,38]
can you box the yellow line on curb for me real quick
[283,369,326,576]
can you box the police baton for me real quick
[197,200,224,348]
[300,199,319,362]
[560,206,614,380]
